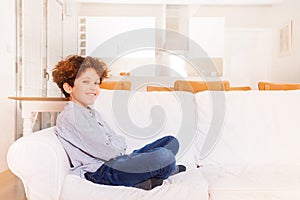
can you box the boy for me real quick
[52,55,185,190]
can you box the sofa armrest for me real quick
[7,127,69,200]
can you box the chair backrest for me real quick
[174,80,230,93]
[146,86,174,92]
[100,81,131,90]
[229,86,251,91]
[258,81,300,90]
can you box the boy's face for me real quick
[68,68,101,108]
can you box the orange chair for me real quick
[229,86,251,91]
[100,81,131,90]
[146,86,174,92]
[119,72,130,76]
[174,80,230,93]
[258,81,300,91]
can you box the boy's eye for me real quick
[83,80,89,84]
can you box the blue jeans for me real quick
[85,136,179,186]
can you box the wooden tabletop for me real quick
[8,97,68,101]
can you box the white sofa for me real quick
[7,89,300,200]
[195,91,300,200]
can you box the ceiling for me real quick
[75,0,283,5]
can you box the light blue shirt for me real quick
[55,102,127,178]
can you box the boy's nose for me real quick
[90,84,98,90]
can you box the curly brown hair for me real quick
[52,55,109,98]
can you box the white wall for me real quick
[193,2,300,85]
[22,0,44,96]
[224,28,272,89]
[79,3,162,17]
[192,5,274,88]
[63,0,80,57]
[85,16,156,56]
[269,0,300,82]
[189,17,225,58]
[193,5,272,28]
[78,2,300,88]
[0,0,16,172]
[79,4,277,89]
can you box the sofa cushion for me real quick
[200,165,300,200]
[94,89,198,168]
[60,169,208,200]
[195,91,300,170]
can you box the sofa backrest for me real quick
[7,127,69,200]
[94,89,198,167]
[195,90,300,170]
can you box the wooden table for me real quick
[9,97,68,135]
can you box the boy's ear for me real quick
[63,82,72,94]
